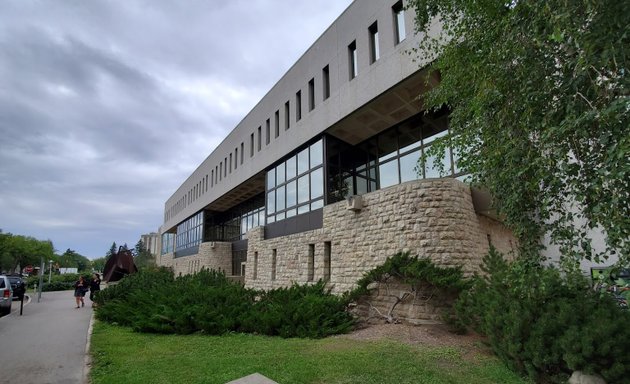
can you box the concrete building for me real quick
[158,0,515,293]
[140,232,160,257]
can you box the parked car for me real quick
[0,275,13,315]
[7,275,26,300]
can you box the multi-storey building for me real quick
[158,0,515,293]
[140,232,160,257]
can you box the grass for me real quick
[89,321,531,384]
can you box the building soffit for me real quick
[326,67,439,145]
[201,68,440,216]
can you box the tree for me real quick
[59,249,91,272]
[91,257,106,273]
[0,232,55,273]
[410,0,629,268]
[133,239,155,270]
[105,242,117,258]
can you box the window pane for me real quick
[276,162,286,184]
[356,176,368,195]
[311,199,324,210]
[286,208,296,218]
[398,122,421,153]
[310,168,324,199]
[378,129,398,162]
[379,159,399,188]
[310,140,323,168]
[276,185,286,211]
[286,180,297,208]
[267,169,275,189]
[267,215,275,224]
[276,212,285,221]
[297,204,310,215]
[422,115,448,144]
[297,148,309,174]
[452,146,462,174]
[267,190,276,214]
[286,155,297,180]
[298,174,309,204]
[396,12,405,42]
[400,150,421,183]
[424,146,451,178]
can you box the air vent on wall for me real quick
[346,195,363,211]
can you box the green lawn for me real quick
[89,321,530,384]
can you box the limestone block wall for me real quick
[246,178,517,294]
[162,242,233,277]
[351,280,458,325]
[159,252,174,269]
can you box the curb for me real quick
[83,313,95,384]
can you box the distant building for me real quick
[157,0,515,292]
[141,232,160,257]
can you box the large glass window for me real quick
[175,211,203,252]
[161,233,175,254]
[266,138,325,223]
[327,110,456,199]
[204,195,265,242]
[373,112,455,185]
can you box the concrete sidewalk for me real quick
[0,290,93,384]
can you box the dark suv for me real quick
[7,275,26,301]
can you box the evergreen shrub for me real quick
[346,252,471,302]
[94,267,354,338]
[247,281,354,338]
[456,247,630,383]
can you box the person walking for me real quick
[73,276,87,308]
[89,273,101,307]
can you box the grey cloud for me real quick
[0,0,352,257]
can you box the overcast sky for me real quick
[0,0,353,259]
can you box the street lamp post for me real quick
[48,260,53,284]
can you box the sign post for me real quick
[37,256,44,303]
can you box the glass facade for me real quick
[327,110,457,204]
[204,194,265,242]
[175,211,203,252]
[171,111,456,253]
[266,139,324,224]
[161,232,174,255]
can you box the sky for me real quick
[0,0,354,259]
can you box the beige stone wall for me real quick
[157,178,516,323]
[158,242,232,277]
[159,178,516,304]
[246,178,517,294]
[351,280,458,325]
[158,252,174,269]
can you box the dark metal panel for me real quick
[232,239,249,252]
[264,208,323,239]
[174,245,199,258]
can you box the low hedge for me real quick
[94,268,354,338]
[26,273,91,292]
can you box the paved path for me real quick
[0,290,93,384]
